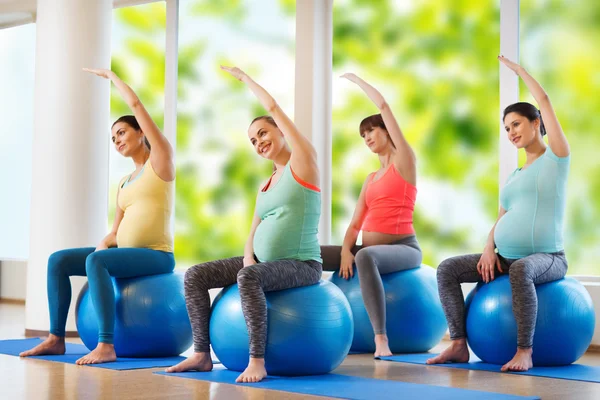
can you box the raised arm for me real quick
[220,65,319,186]
[341,73,416,182]
[498,56,570,157]
[83,68,175,181]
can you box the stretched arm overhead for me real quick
[221,65,319,187]
[341,73,416,183]
[83,68,175,181]
[498,56,570,158]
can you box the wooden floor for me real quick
[1,302,599,399]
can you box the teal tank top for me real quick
[494,147,570,259]
[253,163,322,263]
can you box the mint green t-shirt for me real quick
[494,146,570,259]
[253,163,322,263]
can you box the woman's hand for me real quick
[220,65,247,82]
[340,72,361,84]
[95,241,109,252]
[83,68,115,80]
[498,55,523,74]
[243,256,257,268]
[339,250,355,280]
[477,246,503,283]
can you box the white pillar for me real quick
[294,0,333,245]
[25,0,112,335]
[164,0,179,233]
[164,0,178,148]
[499,0,520,189]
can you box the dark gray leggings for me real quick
[437,251,568,348]
[321,236,422,335]
[184,257,322,358]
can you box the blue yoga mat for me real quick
[0,338,192,370]
[155,365,540,400]
[379,353,600,383]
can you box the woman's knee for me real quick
[354,248,377,272]
[84,252,104,275]
[509,259,534,283]
[47,250,72,275]
[236,266,260,288]
[436,257,458,279]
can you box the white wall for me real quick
[0,23,35,261]
[0,261,27,300]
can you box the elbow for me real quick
[378,101,390,112]
[129,97,142,110]
[538,93,551,105]
[266,101,278,114]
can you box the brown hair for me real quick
[359,114,395,148]
[250,115,278,129]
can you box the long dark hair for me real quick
[112,115,151,149]
[503,102,546,137]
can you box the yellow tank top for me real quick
[116,160,174,252]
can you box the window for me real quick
[175,0,296,265]
[332,0,501,267]
[521,0,600,275]
[0,23,35,260]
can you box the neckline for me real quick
[123,160,148,188]
[517,148,547,172]
[371,164,394,184]
[260,163,288,194]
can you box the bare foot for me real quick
[19,334,66,357]
[426,339,470,364]
[374,334,393,358]
[236,357,267,383]
[165,352,213,373]
[501,348,533,372]
[75,343,116,365]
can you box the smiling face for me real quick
[111,121,145,157]
[504,112,540,149]
[248,117,285,160]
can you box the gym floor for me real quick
[1,302,599,399]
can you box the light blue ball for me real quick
[466,276,595,365]
[76,272,193,357]
[209,280,353,376]
[330,265,447,353]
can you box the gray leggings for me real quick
[437,251,568,348]
[184,257,322,358]
[321,236,422,335]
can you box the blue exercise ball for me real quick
[329,265,447,353]
[466,275,595,365]
[209,280,353,376]
[76,272,193,357]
